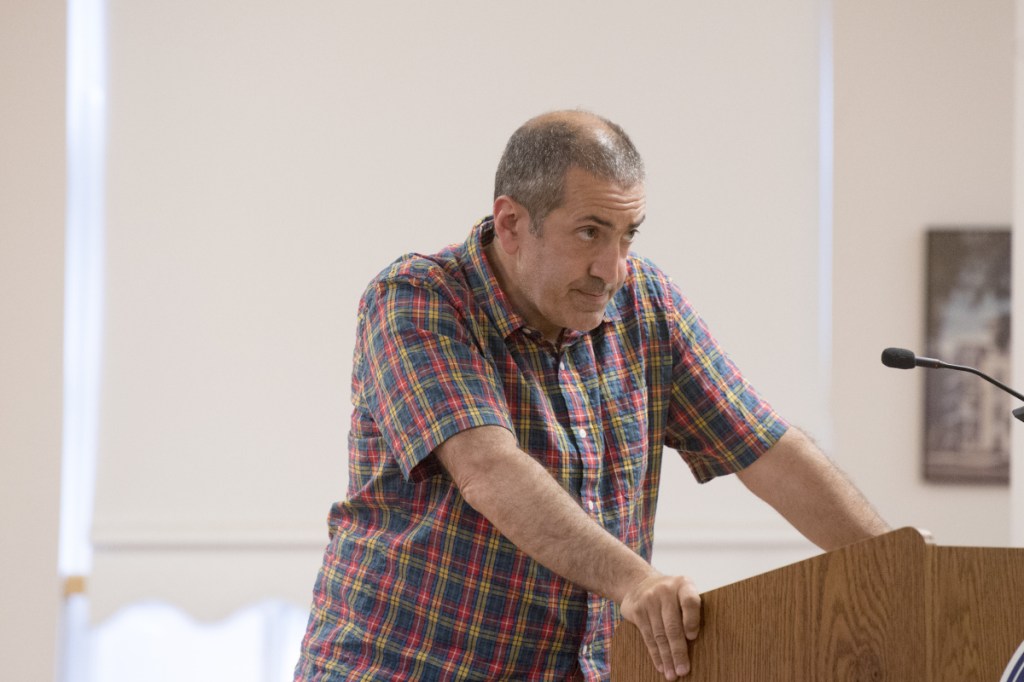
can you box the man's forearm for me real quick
[436,425,654,602]
[736,427,890,551]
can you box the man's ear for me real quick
[492,196,530,254]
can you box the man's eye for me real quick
[625,229,639,243]
[579,228,598,241]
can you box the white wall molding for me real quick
[91,523,812,553]
[654,526,815,551]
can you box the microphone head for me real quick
[881,347,917,369]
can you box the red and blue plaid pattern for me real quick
[295,218,788,681]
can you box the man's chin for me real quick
[564,313,606,334]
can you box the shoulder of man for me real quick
[377,243,462,283]
[358,243,473,315]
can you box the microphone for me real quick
[881,347,949,371]
[880,346,1024,422]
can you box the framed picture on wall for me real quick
[923,228,1011,484]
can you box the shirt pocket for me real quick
[601,387,649,490]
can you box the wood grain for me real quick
[611,528,1024,681]
[928,545,1024,681]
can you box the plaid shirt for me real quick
[295,218,787,681]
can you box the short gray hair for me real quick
[493,111,645,232]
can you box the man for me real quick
[294,110,888,681]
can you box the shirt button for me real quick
[587,500,596,511]
[578,427,587,439]
[581,644,590,656]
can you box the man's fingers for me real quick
[660,598,690,678]
[650,620,676,680]
[635,622,664,675]
[679,582,702,641]
[640,615,680,682]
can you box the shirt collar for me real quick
[464,216,525,340]
[463,217,622,346]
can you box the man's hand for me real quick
[620,573,701,680]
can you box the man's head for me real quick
[488,111,647,342]
[493,110,645,233]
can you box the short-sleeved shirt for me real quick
[295,217,788,681]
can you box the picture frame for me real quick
[923,228,1012,484]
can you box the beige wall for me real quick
[833,0,1015,545]
[0,0,66,678]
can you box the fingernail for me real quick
[676,663,690,676]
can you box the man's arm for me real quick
[735,427,890,551]
[435,425,698,681]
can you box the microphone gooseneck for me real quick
[880,346,1024,422]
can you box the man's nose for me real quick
[589,242,625,285]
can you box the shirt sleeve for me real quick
[661,276,789,483]
[357,268,513,482]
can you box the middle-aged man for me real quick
[294,110,890,682]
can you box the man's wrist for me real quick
[610,559,662,605]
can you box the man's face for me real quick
[496,167,646,342]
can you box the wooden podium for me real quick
[611,528,1024,681]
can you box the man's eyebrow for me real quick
[579,214,614,228]
[579,214,647,229]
